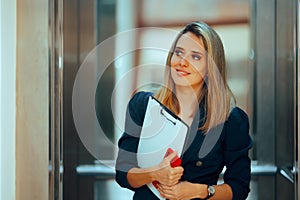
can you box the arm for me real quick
[115,92,183,189]
[115,92,151,190]
[158,108,252,200]
[223,107,253,200]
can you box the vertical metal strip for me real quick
[296,0,300,199]
[297,1,300,199]
[49,0,63,199]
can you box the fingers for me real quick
[162,168,183,186]
[173,166,184,174]
[169,166,184,183]
[158,184,178,200]
[158,182,189,200]
[157,184,172,198]
[156,152,184,186]
[170,166,184,183]
[164,151,178,162]
[157,174,180,186]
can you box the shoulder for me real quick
[129,91,152,103]
[127,91,153,125]
[223,107,252,150]
[227,107,249,128]
[128,91,152,111]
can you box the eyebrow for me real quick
[174,47,184,51]
[192,51,204,56]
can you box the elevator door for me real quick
[251,0,297,199]
[56,0,299,200]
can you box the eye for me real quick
[174,49,183,57]
[192,54,201,60]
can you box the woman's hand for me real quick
[157,181,191,200]
[153,151,184,186]
[157,181,208,200]
[127,151,183,188]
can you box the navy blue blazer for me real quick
[115,91,253,200]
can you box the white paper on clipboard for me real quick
[137,96,189,200]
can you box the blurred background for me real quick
[61,0,297,199]
[0,0,298,200]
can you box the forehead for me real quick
[176,32,206,52]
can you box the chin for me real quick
[174,81,193,88]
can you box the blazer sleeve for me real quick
[115,91,152,190]
[223,107,253,200]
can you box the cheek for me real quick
[170,56,179,67]
[192,62,207,75]
[200,65,207,75]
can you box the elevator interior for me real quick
[49,0,299,199]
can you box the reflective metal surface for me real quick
[49,0,63,199]
[294,0,300,199]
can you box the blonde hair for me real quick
[155,21,235,133]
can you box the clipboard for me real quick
[137,96,189,199]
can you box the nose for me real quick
[179,56,189,67]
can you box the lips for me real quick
[175,68,190,76]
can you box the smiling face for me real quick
[170,32,207,91]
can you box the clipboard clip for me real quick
[160,108,176,125]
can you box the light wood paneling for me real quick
[16,0,49,199]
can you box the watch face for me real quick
[208,186,215,196]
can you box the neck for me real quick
[175,83,203,118]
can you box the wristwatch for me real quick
[206,185,215,199]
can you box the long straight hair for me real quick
[155,21,235,133]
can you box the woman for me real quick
[115,21,252,200]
